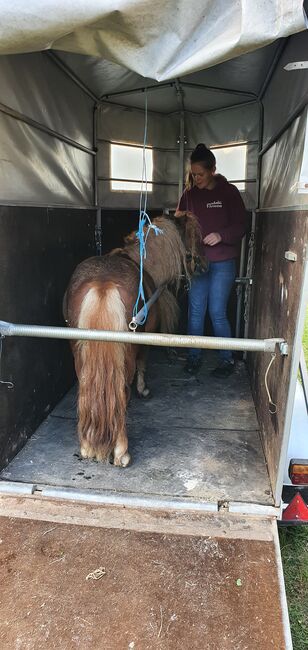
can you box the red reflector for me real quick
[282,493,308,522]
[289,459,308,485]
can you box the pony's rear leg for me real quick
[136,350,151,398]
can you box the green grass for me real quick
[279,308,308,649]
[280,526,308,649]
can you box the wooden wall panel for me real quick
[248,210,308,495]
[0,206,96,469]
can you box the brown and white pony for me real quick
[63,213,205,467]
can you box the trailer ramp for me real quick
[0,503,291,650]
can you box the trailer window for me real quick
[110,144,153,192]
[214,145,247,191]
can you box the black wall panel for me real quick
[0,206,96,469]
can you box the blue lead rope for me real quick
[131,211,163,327]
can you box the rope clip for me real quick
[129,319,138,332]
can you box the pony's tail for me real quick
[76,283,128,459]
[157,288,179,333]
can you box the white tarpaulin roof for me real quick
[0,0,306,81]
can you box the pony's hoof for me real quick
[80,442,96,459]
[80,442,106,461]
[113,452,131,468]
[137,387,151,399]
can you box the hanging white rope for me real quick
[130,90,163,330]
[264,352,278,414]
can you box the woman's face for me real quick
[191,163,216,189]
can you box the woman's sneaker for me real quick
[184,357,202,374]
[212,360,235,378]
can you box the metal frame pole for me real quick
[243,210,256,348]
[0,102,96,156]
[258,96,308,158]
[97,177,178,187]
[100,83,173,101]
[174,80,186,202]
[235,235,247,339]
[47,52,99,103]
[93,103,102,255]
[0,320,286,354]
[178,111,185,201]
[180,81,257,99]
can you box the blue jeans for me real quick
[188,259,236,362]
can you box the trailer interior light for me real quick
[289,459,308,485]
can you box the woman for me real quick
[176,143,247,378]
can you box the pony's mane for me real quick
[123,216,188,291]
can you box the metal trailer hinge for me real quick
[284,61,308,70]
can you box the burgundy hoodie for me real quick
[177,174,248,262]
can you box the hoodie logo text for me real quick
[206,201,222,208]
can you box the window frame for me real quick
[110,142,154,193]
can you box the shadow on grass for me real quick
[279,525,308,650]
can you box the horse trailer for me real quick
[0,2,308,648]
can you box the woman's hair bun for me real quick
[190,142,216,168]
[195,143,208,151]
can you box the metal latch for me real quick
[285,251,297,262]
[279,341,289,356]
[218,500,229,512]
[235,277,253,285]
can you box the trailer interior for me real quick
[1,24,307,511]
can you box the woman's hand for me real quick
[203,232,222,246]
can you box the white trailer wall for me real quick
[261,109,308,209]
[0,53,94,206]
[262,30,308,150]
[98,101,260,210]
[260,30,308,209]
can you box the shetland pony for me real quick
[63,213,205,467]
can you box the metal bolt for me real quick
[279,341,289,356]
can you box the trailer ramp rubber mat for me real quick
[0,511,288,650]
